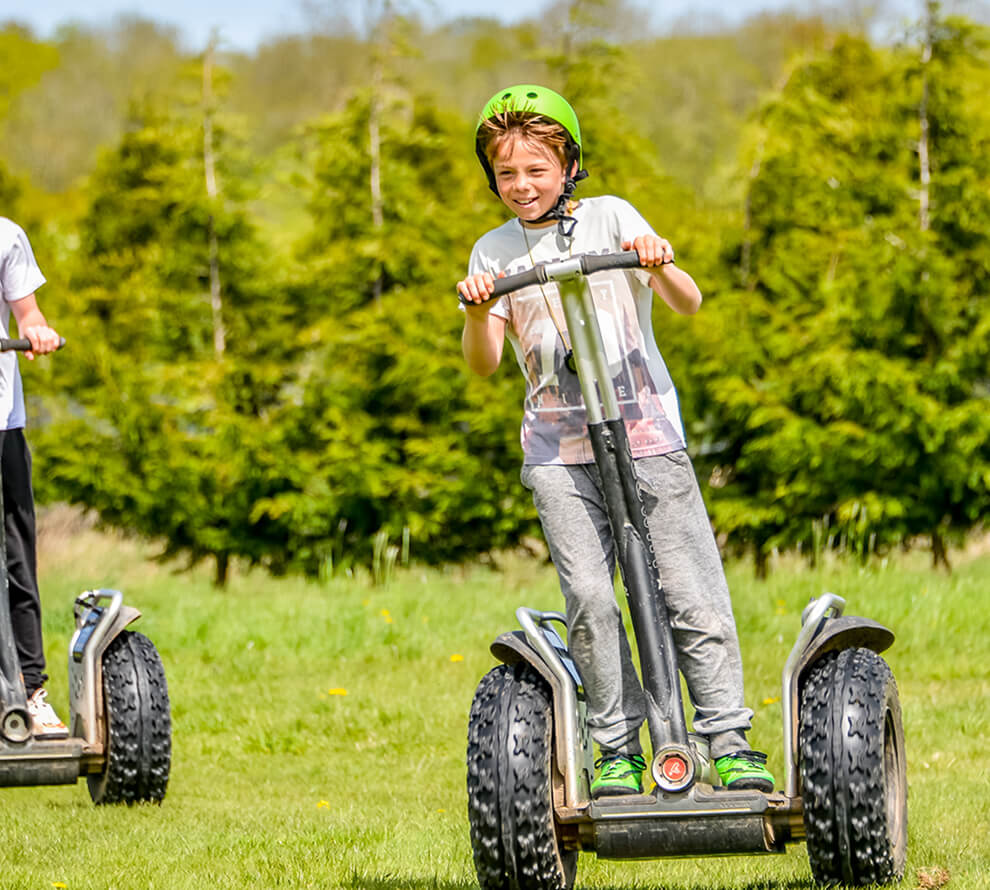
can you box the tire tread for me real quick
[799,648,906,885]
[88,630,171,805]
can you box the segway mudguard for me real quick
[490,608,594,809]
[780,593,894,799]
[68,589,141,745]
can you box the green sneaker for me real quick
[591,752,647,798]
[715,750,775,792]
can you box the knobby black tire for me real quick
[88,630,172,805]
[466,663,577,890]
[798,648,907,885]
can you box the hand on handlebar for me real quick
[17,325,62,360]
[622,234,674,268]
[457,270,507,313]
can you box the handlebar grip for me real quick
[490,267,546,298]
[580,250,644,275]
[0,336,67,352]
[458,266,548,306]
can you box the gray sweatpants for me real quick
[521,450,753,759]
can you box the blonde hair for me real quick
[478,111,571,171]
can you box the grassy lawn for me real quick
[1,508,986,890]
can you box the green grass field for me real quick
[1,508,987,890]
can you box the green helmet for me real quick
[474,84,585,196]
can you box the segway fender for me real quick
[491,630,561,692]
[68,592,142,745]
[491,630,586,795]
[797,615,894,671]
[784,614,894,796]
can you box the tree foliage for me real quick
[30,69,285,585]
[691,21,990,573]
[3,6,988,581]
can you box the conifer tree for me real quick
[32,62,285,585]
[692,17,990,573]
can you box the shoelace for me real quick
[594,754,646,776]
[28,690,58,719]
[718,750,769,774]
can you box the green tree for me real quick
[272,82,538,569]
[32,63,290,586]
[0,18,185,193]
[692,20,990,573]
[0,24,59,121]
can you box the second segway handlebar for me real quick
[459,250,649,304]
[0,336,67,352]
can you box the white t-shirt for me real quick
[0,218,46,430]
[467,195,687,465]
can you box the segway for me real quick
[463,254,907,887]
[0,337,171,803]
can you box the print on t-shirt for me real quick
[510,269,684,465]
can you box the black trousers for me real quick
[1,429,46,694]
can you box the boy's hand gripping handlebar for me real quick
[0,337,67,352]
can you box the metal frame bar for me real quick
[516,606,587,808]
[780,593,845,798]
[69,589,124,745]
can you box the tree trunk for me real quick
[931,531,951,572]
[215,551,230,587]
[741,151,761,289]
[754,545,769,580]
[368,3,389,304]
[202,36,226,355]
[918,0,934,233]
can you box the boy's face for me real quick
[491,136,568,227]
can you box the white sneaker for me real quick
[26,688,68,739]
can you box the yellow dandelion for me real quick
[380,608,393,624]
[317,800,330,809]
[327,688,348,696]
[450,654,464,663]
[437,808,446,813]
[762,696,781,706]
[52,884,68,889]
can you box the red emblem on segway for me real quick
[662,755,687,783]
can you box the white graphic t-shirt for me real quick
[467,195,687,465]
[0,218,46,430]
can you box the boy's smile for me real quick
[492,138,568,227]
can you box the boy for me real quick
[457,85,774,797]
[0,216,66,738]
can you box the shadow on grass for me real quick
[346,876,475,890]
[347,875,815,890]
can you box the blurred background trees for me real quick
[1,0,987,581]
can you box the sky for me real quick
[5,0,924,52]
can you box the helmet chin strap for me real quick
[526,169,589,236]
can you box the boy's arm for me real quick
[623,235,702,315]
[9,293,62,359]
[648,264,702,315]
[462,306,506,377]
[458,270,507,377]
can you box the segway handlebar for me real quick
[0,337,67,352]
[459,249,660,305]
